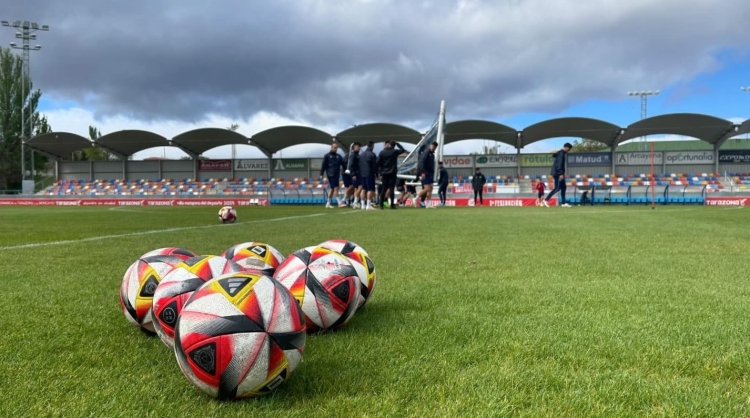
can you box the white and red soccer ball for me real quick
[222,242,285,276]
[152,255,244,348]
[174,271,306,399]
[318,240,376,309]
[273,246,360,333]
[218,206,237,223]
[119,248,196,335]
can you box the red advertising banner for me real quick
[704,197,748,206]
[0,198,268,206]
[402,197,557,207]
[198,160,232,171]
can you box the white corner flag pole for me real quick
[434,100,446,185]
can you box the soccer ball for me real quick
[345,252,376,309]
[319,240,376,308]
[119,250,194,335]
[318,239,369,257]
[218,206,237,224]
[222,242,286,276]
[141,247,197,258]
[273,246,360,333]
[174,271,306,400]
[152,255,244,348]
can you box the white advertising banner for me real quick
[441,155,474,168]
[474,154,518,168]
[664,151,714,165]
[234,159,270,171]
[615,152,663,166]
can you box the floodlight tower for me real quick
[2,20,49,185]
[627,90,660,151]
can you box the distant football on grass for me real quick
[218,206,237,224]
[273,246,360,333]
[222,242,285,276]
[152,255,244,348]
[119,251,193,335]
[174,271,306,400]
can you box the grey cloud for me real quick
[5,0,750,128]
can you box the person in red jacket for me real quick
[535,181,546,206]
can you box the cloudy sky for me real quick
[5,0,750,159]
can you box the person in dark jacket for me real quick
[358,141,377,210]
[472,167,487,206]
[437,161,449,206]
[544,142,572,208]
[320,143,345,208]
[416,142,437,208]
[345,142,362,208]
[376,141,405,209]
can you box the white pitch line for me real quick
[0,212,329,251]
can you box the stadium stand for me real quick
[39,172,733,205]
[727,173,750,190]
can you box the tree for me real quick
[470,144,500,155]
[570,138,607,152]
[74,125,114,161]
[0,47,50,189]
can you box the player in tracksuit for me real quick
[376,141,405,209]
[544,142,572,208]
[415,142,437,208]
[320,143,345,208]
[437,162,449,206]
[345,143,362,208]
[472,168,487,206]
[359,141,378,210]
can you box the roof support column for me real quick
[516,132,522,178]
[250,143,274,181]
[334,136,348,151]
[248,140,273,159]
[714,143,720,175]
[123,159,126,181]
[612,129,624,175]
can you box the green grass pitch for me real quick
[1,205,749,417]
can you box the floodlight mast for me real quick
[2,19,49,185]
[627,90,660,151]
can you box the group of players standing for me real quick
[319,140,574,209]
[319,140,455,209]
